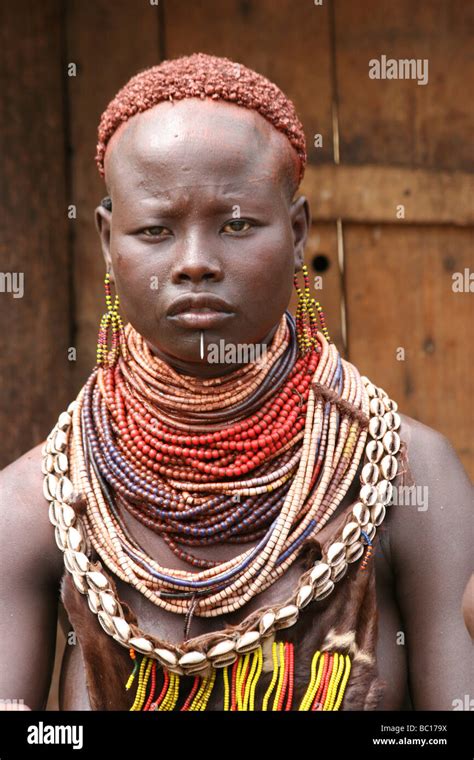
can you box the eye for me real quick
[142,226,171,238]
[222,219,252,234]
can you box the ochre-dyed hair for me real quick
[95,52,307,192]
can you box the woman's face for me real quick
[95,98,310,377]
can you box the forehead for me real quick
[104,98,295,200]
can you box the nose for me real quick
[171,234,224,285]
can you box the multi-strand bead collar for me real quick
[42,313,402,677]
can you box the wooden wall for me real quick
[1,0,473,477]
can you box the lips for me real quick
[167,293,235,329]
[167,294,234,317]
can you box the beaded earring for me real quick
[293,264,331,352]
[96,271,127,367]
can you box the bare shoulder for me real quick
[397,411,472,495]
[381,417,473,708]
[387,411,473,568]
[397,411,460,472]
[0,442,64,586]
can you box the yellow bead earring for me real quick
[293,263,331,352]
[96,271,127,368]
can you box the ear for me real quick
[289,195,311,273]
[94,200,114,283]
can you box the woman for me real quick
[0,53,472,712]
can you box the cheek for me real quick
[111,248,163,319]
[241,235,294,308]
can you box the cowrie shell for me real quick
[342,521,361,545]
[361,463,379,485]
[98,612,116,636]
[207,640,236,660]
[259,611,276,636]
[87,571,109,591]
[365,440,384,463]
[53,429,68,453]
[327,542,346,566]
[364,381,377,398]
[112,617,131,642]
[67,527,84,552]
[381,454,398,480]
[129,637,154,654]
[275,605,299,629]
[54,453,69,474]
[54,526,68,551]
[331,560,348,583]
[314,579,334,600]
[72,573,87,594]
[71,550,89,574]
[371,502,386,526]
[383,430,400,455]
[87,589,101,613]
[377,480,393,505]
[179,651,207,666]
[48,501,58,527]
[57,476,74,502]
[235,631,261,653]
[310,562,331,585]
[44,454,55,474]
[57,411,72,430]
[369,417,387,440]
[364,522,376,541]
[154,649,178,668]
[369,398,385,416]
[346,541,364,563]
[43,473,58,501]
[296,584,314,609]
[210,652,238,668]
[353,502,370,525]
[384,411,400,431]
[63,549,76,574]
[360,484,378,507]
[59,504,76,529]
[100,592,118,617]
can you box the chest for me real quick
[59,450,411,709]
[60,528,409,710]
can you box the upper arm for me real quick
[0,444,64,710]
[388,415,473,710]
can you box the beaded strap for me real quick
[42,376,401,678]
[126,642,351,711]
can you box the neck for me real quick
[144,323,281,379]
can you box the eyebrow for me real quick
[132,201,267,223]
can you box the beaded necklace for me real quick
[43,291,402,710]
[68,312,370,618]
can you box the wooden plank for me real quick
[0,0,72,467]
[301,165,474,225]
[335,0,474,171]
[164,0,335,166]
[345,224,473,478]
[67,0,162,384]
[164,0,345,348]
[288,223,345,354]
